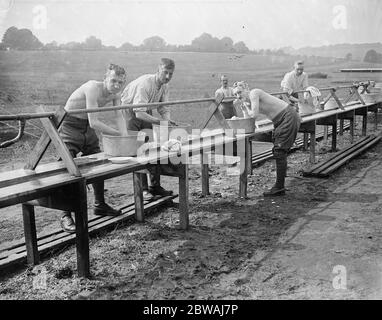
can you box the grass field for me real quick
[0,50,381,145]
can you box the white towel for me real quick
[304,86,321,98]
[304,86,321,109]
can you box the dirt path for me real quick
[1,122,382,300]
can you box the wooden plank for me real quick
[0,173,82,209]
[0,157,107,189]
[179,164,189,230]
[319,137,381,176]
[0,195,177,270]
[73,179,90,278]
[133,172,144,222]
[22,204,39,266]
[25,107,67,170]
[39,116,81,177]
[303,136,373,175]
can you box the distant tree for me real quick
[165,44,178,52]
[142,36,166,51]
[104,45,117,51]
[83,36,103,50]
[233,41,249,53]
[43,41,58,50]
[364,49,382,63]
[220,36,234,52]
[59,41,83,50]
[0,42,7,50]
[2,26,43,50]
[345,52,353,61]
[191,33,216,52]
[119,42,135,51]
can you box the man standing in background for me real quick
[281,61,309,109]
[215,75,238,119]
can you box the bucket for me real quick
[226,117,255,134]
[298,102,316,115]
[152,122,192,144]
[323,98,342,110]
[361,93,380,104]
[102,132,145,157]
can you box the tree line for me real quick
[0,26,289,55]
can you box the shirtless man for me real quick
[233,81,301,196]
[58,63,127,233]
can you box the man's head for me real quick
[157,58,175,85]
[294,61,304,76]
[232,81,250,100]
[104,63,127,94]
[220,75,229,88]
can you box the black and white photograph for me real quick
[0,0,382,305]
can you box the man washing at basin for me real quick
[233,81,301,196]
[59,63,127,233]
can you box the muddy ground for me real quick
[1,115,382,300]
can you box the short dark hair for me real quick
[107,63,126,76]
[160,58,175,69]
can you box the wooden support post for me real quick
[332,122,337,152]
[362,114,367,136]
[201,93,229,129]
[339,119,344,136]
[303,133,308,150]
[350,118,354,144]
[246,138,253,176]
[330,89,345,110]
[25,107,67,170]
[73,179,89,278]
[22,203,40,266]
[201,151,210,196]
[310,132,316,164]
[355,106,368,136]
[323,126,328,142]
[298,121,316,164]
[178,164,189,230]
[133,172,144,222]
[39,116,81,177]
[239,136,248,199]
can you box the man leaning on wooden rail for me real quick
[281,60,309,109]
[233,81,301,197]
[58,63,127,233]
[215,74,237,119]
[119,58,176,201]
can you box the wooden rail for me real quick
[0,79,381,278]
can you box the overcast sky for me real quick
[0,0,381,49]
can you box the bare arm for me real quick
[248,89,261,119]
[85,86,120,136]
[114,98,128,136]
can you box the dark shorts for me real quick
[126,117,153,131]
[58,115,101,157]
[272,105,301,151]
